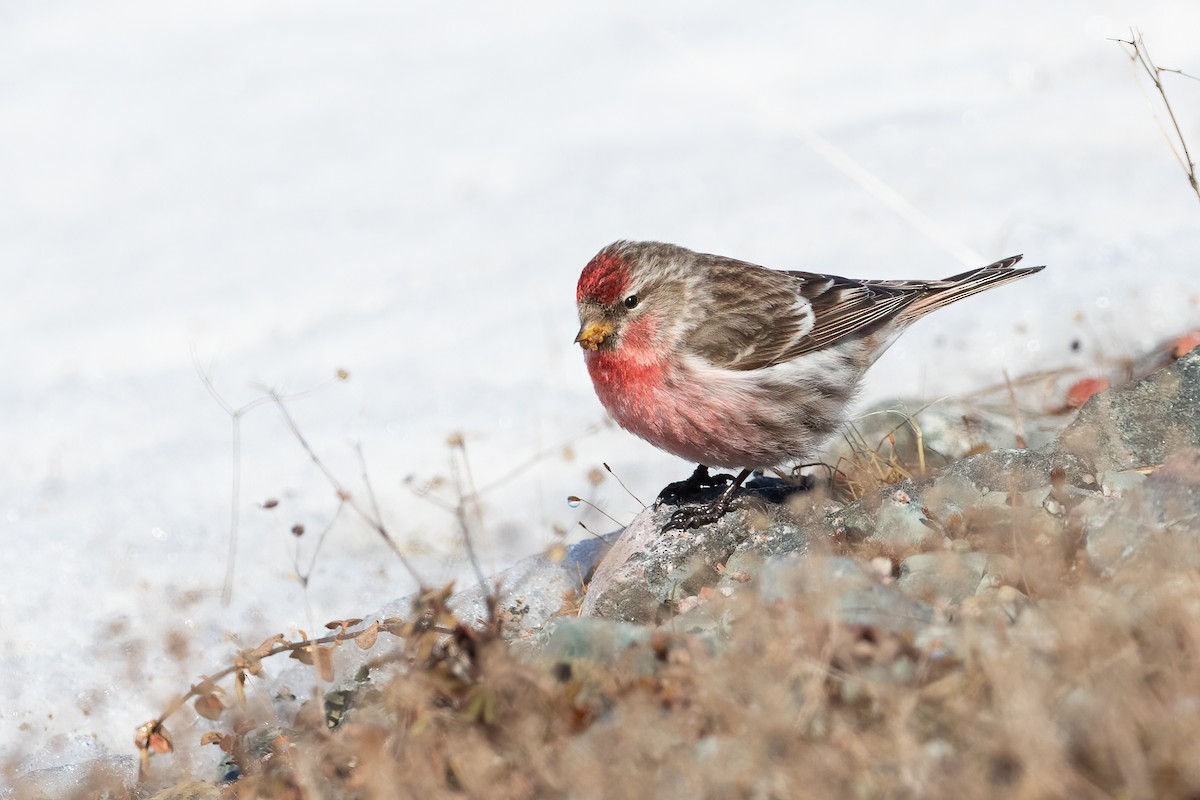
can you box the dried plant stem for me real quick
[447,436,489,592]
[268,391,425,588]
[602,462,645,508]
[1115,29,1200,207]
[192,347,275,605]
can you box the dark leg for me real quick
[663,468,754,531]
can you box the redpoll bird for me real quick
[574,240,1044,529]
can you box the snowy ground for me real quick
[2,0,1198,778]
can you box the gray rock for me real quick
[826,397,1064,471]
[1097,469,1148,497]
[869,486,939,551]
[529,617,657,665]
[759,555,938,634]
[580,487,817,623]
[1055,346,1200,471]
[941,447,1094,492]
[896,552,989,605]
[1081,448,1200,574]
[720,492,839,582]
[452,532,618,633]
[830,480,923,544]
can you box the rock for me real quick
[451,532,618,634]
[896,552,989,605]
[1080,448,1200,575]
[825,397,1064,472]
[530,617,657,665]
[580,482,818,623]
[869,487,937,551]
[759,555,938,634]
[1055,346,1200,471]
[719,490,840,583]
[830,480,924,545]
[1097,469,1147,497]
[941,448,1094,492]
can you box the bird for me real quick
[574,240,1044,530]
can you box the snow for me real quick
[2,0,1198,778]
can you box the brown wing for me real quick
[689,256,925,371]
[688,254,1039,371]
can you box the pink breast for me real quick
[584,349,760,468]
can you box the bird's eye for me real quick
[623,294,639,309]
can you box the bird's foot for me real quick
[662,490,739,532]
[658,467,754,531]
[655,465,734,508]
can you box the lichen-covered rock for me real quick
[1055,346,1200,471]
[942,447,1094,492]
[580,483,817,623]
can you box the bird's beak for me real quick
[575,320,613,351]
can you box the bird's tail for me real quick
[898,255,1044,323]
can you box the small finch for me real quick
[574,240,1044,528]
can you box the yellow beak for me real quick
[574,321,614,351]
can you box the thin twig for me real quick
[448,436,489,591]
[1002,370,1028,449]
[192,347,272,605]
[269,391,426,587]
[602,462,645,508]
[1114,29,1200,207]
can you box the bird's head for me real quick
[574,241,695,355]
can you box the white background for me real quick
[2,0,1198,774]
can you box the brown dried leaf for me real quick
[314,645,335,682]
[355,622,380,650]
[134,720,156,751]
[194,693,224,721]
[289,647,315,665]
[200,731,225,747]
[149,725,174,754]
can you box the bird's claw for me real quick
[662,493,738,532]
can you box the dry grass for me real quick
[13,485,1187,800]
